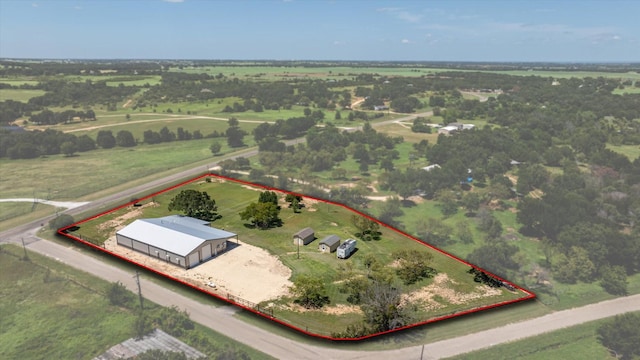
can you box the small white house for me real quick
[337,238,357,259]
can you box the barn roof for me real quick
[293,227,314,239]
[116,215,236,257]
[319,235,340,247]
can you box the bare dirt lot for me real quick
[104,236,292,304]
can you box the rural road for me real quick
[4,230,640,359]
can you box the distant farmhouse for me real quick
[293,227,315,245]
[422,164,441,172]
[438,122,476,135]
[115,215,237,269]
[374,105,389,111]
[318,235,340,253]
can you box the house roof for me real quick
[293,227,314,239]
[319,235,340,247]
[116,215,236,257]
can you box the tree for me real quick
[461,192,482,216]
[60,141,77,157]
[209,141,222,155]
[361,281,412,332]
[289,274,329,309]
[96,130,116,149]
[75,134,96,152]
[258,191,278,206]
[552,246,596,284]
[378,196,403,226]
[599,265,628,295]
[226,125,246,148]
[436,190,458,216]
[107,281,134,307]
[239,201,280,229]
[393,250,436,285]
[116,130,136,147]
[467,241,519,278]
[597,313,640,359]
[456,221,474,244]
[48,213,74,230]
[167,189,219,221]
[351,215,380,241]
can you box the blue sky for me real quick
[1,0,638,62]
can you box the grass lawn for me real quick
[0,244,272,360]
[447,314,629,360]
[69,177,531,338]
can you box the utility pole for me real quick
[134,271,143,311]
[21,237,29,261]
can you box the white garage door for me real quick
[188,253,200,268]
[201,244,212,261]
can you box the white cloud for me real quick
[377,7,422,23]
[32,3,38,7]
[401,39,410,44]
[163,0,185,3]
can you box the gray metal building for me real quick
[116,215,237,269]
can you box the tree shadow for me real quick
[401,199,417,208]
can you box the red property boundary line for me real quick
[58,173,536,341]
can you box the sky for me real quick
[1,0,638,62]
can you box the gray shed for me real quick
[116,215,237,269]
[318,235,340,253]
[293,227,315,245]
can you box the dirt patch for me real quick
[281,303,363,316]
[402,273,502,311]
[105,235,293,304]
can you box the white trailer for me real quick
[337,238,357,259]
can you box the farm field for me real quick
[0,244,271,360]
[63,175,533,339]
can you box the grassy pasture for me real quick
[71,178,531,337]
[0,79,40,86]
[0,139,221,201]
[171,65,640,82]
[606,143,640,161]
[447,315,622,360]
[0,244,272,360]
[0,89,46,102]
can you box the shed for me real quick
[115,215,237,269]
[293,227,315,245]
[318,235,340,253]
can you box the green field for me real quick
[607,143,640,160]
[68,177,531,338]
[0,244,272,360]
[447,313,634,360]
[0,88,46,102]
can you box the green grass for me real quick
[70,178,530,337]
[447,313,635,360]
[0,139,220,200]
[0,244,273,360]
[606,143,640,161]
[0,89,46,102]
[0,202,62,232]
